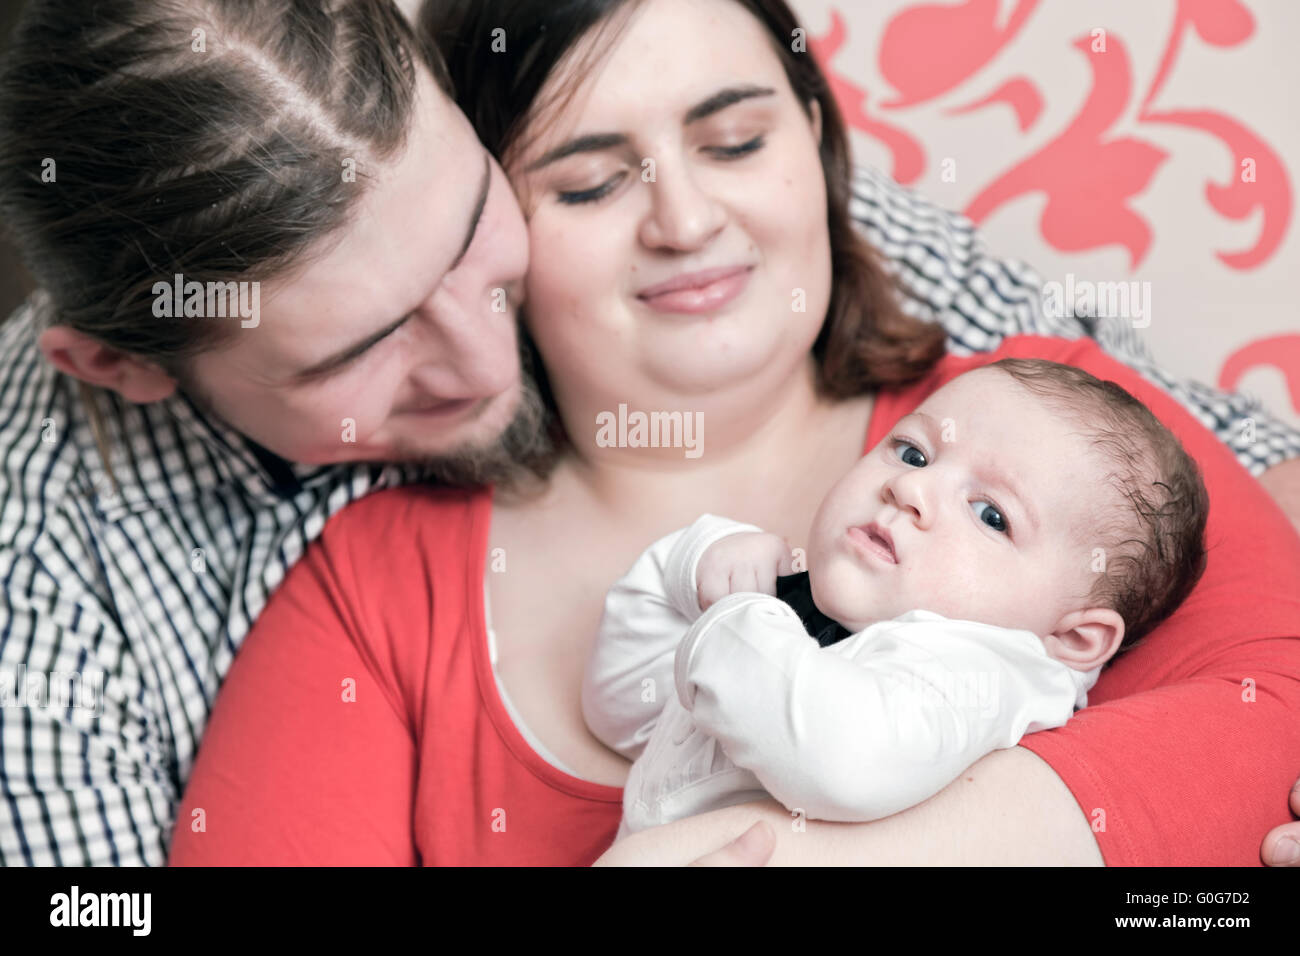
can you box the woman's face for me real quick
[508,0,832,419]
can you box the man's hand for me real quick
[696,532,793,611]
[1261,776,1300,866]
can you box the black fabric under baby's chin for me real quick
[775,572,852,647]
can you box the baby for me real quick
[582,358,1209,841]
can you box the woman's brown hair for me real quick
[0,0,451,479]
[421,0,949,472]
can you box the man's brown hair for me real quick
[0,0,452,482]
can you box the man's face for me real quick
[181,68,530,465]
[807,369,1110,637]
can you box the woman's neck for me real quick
[544,356,875,541]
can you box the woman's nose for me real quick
[637,162,727,252]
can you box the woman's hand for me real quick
[1261,777,1300,865]
[687,822,777,866]
[593,802,788,866]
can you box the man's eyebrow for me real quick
[683,84,776,124]
[290,153,491,383]
[292,311,413,382]
[523,85,776,172]
[451,151,492,270]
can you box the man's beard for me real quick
[403,370,557,490]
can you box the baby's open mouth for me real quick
[848,523,898,564]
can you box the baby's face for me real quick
[807,368,1108,636]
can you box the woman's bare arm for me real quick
[1260,458,1300,536]
[594,746,1103,866]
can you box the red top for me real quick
[168,336,1300,866]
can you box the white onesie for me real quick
[581,514,1101,840]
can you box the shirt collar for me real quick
[76,384,340,519]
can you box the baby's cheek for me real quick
[812,556,873,621]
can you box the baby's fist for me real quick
[696,532,795,612]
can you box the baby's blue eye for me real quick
[972,501,1008,534]
[895,442,927,467]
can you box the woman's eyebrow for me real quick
[524,85,777,172]
[526,133,628,171]
[683,84,776,124]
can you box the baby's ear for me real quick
[1043,608,1125,671]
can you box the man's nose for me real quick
[407,289,518,397]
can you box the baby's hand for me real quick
[696,532,794,612]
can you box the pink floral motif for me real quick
[964,36,1167,267]
[1138,0,1291,269]
[1140,109,1292,270]
[809,11,925,184]
[947,78,1043,133]
[876,0,1040,109]
[1141,0,1255,113]
[808,0,1292,272]
[1219,336,1300,415]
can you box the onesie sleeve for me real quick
[676,598,1089,821]
[581,514,761,761]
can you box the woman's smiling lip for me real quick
[635,265,753,314]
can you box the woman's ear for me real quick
[808,98,823,144]
[38,326,178,404]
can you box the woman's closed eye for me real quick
[555,135,767,205]
[703,134,765,160]
[558,169,629,205]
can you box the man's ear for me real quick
[38,326,178,404]
[1043,607,1126,672]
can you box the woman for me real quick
[167,0,1300,865]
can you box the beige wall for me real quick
[791,0,1298,427]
